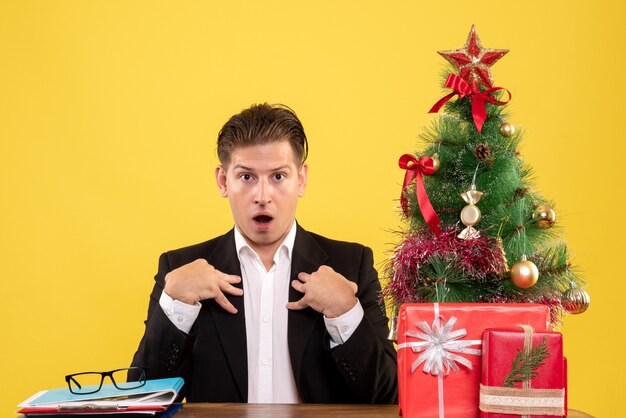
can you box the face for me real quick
[215,140,307,255]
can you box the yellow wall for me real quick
[1,1,623,416]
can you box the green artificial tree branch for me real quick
[503,337,549,388]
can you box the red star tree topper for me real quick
[438,25,509,89]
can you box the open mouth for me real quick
[253,215,273,224]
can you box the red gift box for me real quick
[480,328,567,417]
[397,303,550,418]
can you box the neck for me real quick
[235,222,295,272]
[250,243,281,272]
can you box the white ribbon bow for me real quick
[399,315,482,375]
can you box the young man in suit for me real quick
[130,103,397,404]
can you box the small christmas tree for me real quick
[385,26,589,327]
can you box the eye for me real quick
[273,173,285,181]
[240,173,254,181]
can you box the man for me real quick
[130,103,397,404]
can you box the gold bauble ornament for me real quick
[431,153,441,173]
[562,285,590,314]
[510,255,539,288]
[533,204,557,228]
[499,122,515,137]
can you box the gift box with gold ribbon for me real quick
[480,327,567,417]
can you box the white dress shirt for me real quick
[159,222,364,403]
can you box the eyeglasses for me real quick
[65,367,146,395]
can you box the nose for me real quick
[254,178,271,205]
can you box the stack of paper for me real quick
[17,377,184,416]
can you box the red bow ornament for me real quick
[399,154,441,237]
[429,74,511,133]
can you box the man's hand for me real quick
[286,265,357,318]
[163,259,243,314]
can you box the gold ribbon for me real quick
[479,325,565,417]
[479,385,565,416]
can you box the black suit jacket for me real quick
[130,225,397,403]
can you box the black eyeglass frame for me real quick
[64,367,146,395]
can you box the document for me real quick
[18,377,184,416]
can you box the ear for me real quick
[215,165,228,197]
[297,164,308,197]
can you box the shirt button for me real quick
[263,316,271,323]
[340,326,348,333]
[262,359,269,366]
[177,316,184,323]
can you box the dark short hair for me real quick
[217,103,308,166]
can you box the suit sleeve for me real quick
[329,246,398,404]
[129,253,196,397]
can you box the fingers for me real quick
[221,273,242,284]
[286,298,308,311]
[165,259,244,309]
[214,270,243,295]
[292,266,359,317]
[219,280,244,296]
[318,265,334,273]
[291,279,306,293]
[298,268,357,294]
[287,280,309,311]
[215,272,242,311]
[214,289,238,314]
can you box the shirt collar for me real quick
[234,220,297,265]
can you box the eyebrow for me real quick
[233,164,293,172]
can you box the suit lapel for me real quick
[206,229,248,401]
[288,225,329,384]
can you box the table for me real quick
[16,404,594,417]
[174,403,594,417]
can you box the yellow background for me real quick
[1,1,623,416]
